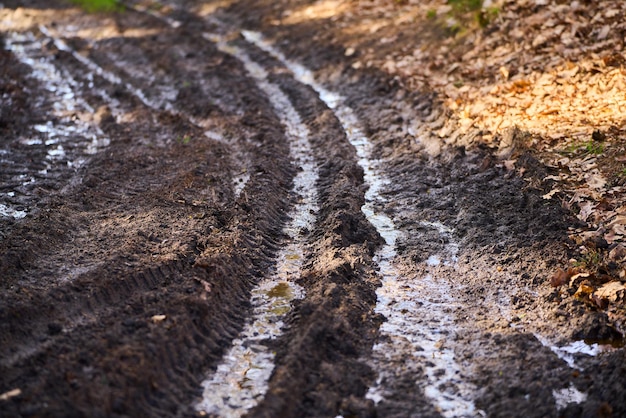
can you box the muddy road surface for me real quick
[1,1,625,417]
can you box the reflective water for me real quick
[553,384,588,410]
[196,37,319,417]
[534,334,601,371]
[241,30,482,417]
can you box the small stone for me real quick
[151,314,167,323]
[0,388,21,401]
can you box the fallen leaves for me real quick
[345,0,626,153]
[550,268,569,287]
[550,255,626,310]
[322,0,626,322]
[551,265,625,312]
[596,281,626,303]
[573,280,594,299]
[542,188,560,200]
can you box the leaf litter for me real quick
[300,0,626,342]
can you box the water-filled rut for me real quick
[2,2,625,417]
[196,35,319,417]
[241,30,481,416]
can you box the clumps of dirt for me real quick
[221,0,626,338]
[0,36,31,134]
[240,62,384,417]
[0,2,319,415]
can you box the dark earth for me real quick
[1,1,624,417]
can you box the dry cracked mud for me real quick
[1,1,624,417]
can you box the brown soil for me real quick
[1,1,624,417]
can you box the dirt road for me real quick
[1,1,624,417]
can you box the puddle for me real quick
[196,36,319,417]
[533,334,607,371]
[240,31,482,417]
[553,383,587,411]
[197,275,305,417]
[0,204,27,220]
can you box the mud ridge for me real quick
[215,3,626,415]
[3,1,625,416]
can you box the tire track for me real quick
[105,7,380,415]
[226,33,381,417]
[1,31,110,220]
[325,59,598,416]
[38,22,252,197]
[194,36,319,417]
[0,8,300,416]
[241,31,483,417]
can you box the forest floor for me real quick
[224,0,626,333]
[0,0,625,417]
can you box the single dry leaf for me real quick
[608,215,626,228]
[577,201,595,222]
[569,272,591,288]
[585,170,607,190]
[551,268,569,287]
[0,388,21,401]
[543,188,561,200]
[609,244,626,261]
[597,25,610,41]
[499,66,510,80]
[574,280,595,298]
[503,159,517,171]
[594,281,626,302]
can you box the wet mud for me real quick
[1,1,625,417]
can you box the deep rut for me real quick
[2,1,625,418]
[1,5,298,416]
[1,2,381,417]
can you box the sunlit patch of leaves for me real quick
[70,0,123,13]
